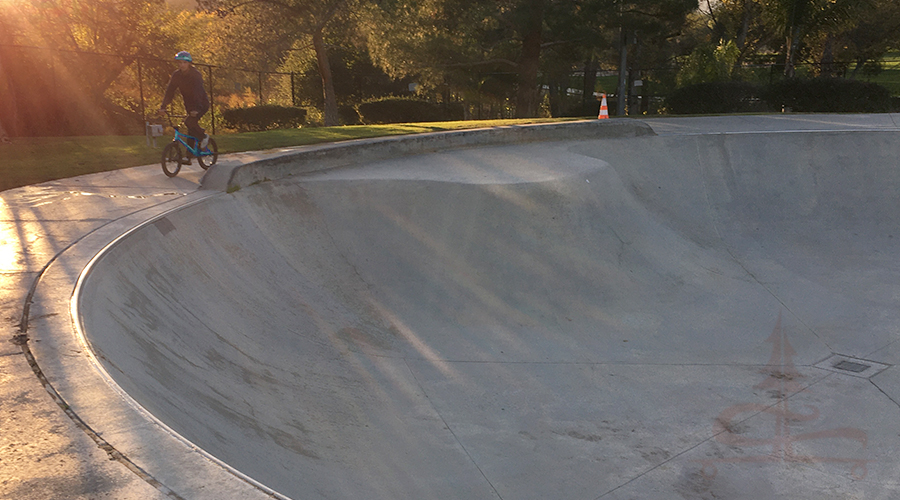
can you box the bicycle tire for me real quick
[197,138,218,170]
[161,142,183,177]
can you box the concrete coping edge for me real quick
[202,118,655,192]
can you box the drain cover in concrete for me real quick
[814,354,890,378]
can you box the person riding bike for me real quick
[158,51,209,154]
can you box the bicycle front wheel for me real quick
[197,138,218,170]
[161,142,183,177]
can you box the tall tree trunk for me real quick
[783,0,808,78]
[617,27,628,116]
[312,28,339,126]
[515,0,543,118]
[784,24,801,78]
[736,0,751,50]
[629,34,641,113]
[0,30,18,139]
[548,78,560,117]
[732,0,752,73]
[849,56,864,80]
[0,65,13,141]
[582,57,598,112]
[819,34,835,77]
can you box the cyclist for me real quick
[158,51,209,155]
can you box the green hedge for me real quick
[666,81,763,114]
[666,78,893,115]
[356,97,464,124]
[339,105,362,125]
[222,105,307,132]
[763,78,892,113]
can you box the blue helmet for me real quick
[174,51,192,62]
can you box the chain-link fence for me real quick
[3,43,898,137]
[542,59,900,118]
[0,44,299,137]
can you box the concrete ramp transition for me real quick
[79,118,900,499]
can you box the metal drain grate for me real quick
[833,360,871,373]
[815,354,890,379]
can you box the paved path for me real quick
[3,114,900,499]
[0,159,273,498]
[1,165,202,499]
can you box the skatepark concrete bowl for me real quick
[75,116,900,499]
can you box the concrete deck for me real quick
[3,114,900,499]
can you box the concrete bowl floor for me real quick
[35,115,900,499]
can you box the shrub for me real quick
[561,100,602,118]
[665,81,766,115]
[762,77,892,113]
[222,105,307,132]
[356,97,464,124]
[676,41,741,87]
[339,105,361,125]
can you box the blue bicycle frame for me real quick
[172,123,214,158]
[160,113,218,177]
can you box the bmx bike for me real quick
[158,112,218,178]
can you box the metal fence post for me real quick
[617,28,628,116]
[207,65,215,135]
[137,58,145,123]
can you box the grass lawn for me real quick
[862,52,900,94]
[0,118,576,193]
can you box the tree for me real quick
[282,43,411,117]
[367,0,562,118]
[367,0,697,118]
[1,0,182,135]
[676,40,740,85]
[513,0,544,117]
[693,0,778,71]
[821,0,900,79]
[763,0,862,77]
[200,0,357,126]
[0,6,19,140]
[598,0,698,113]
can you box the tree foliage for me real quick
[677,40,740,86]
[283,44,412,115]
[365,0,698,118]
[693,0,900,79]
[1,0,184,136]
[2,0,899,138]
[199,0,358,126]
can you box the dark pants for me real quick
[185,110,207,147]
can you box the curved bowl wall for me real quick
[79,128,900,499]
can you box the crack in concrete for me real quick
[15,337,185,499]
[12,207,188,499]
[593,371,833,499]
[403,358,504,500]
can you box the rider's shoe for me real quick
[200,134,210,149]
[181,157,192,165]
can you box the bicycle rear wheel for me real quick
[197,138,218,170]
[161,142,183,177]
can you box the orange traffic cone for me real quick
[598,93,609,119]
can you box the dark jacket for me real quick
[161,66,209,113]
